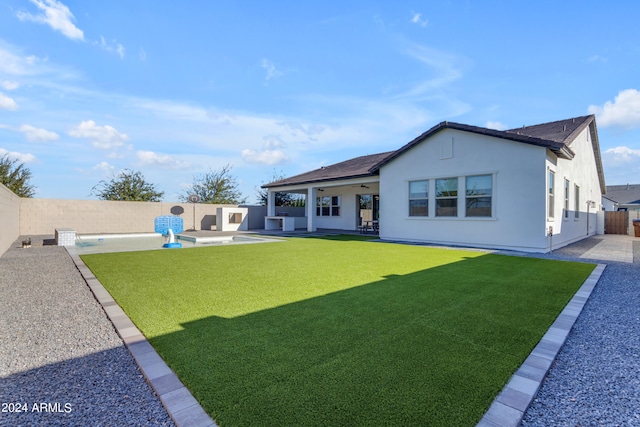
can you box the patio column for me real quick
[307,187,317,232]
[267,190,276,217]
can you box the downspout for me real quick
[586,201,590,236]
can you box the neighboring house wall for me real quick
[18,199,243,235]
[0,183,21,256]
[545,124,603,248]
[601,197,617,211]
[379,126,602,253]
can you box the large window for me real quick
[409,180,429,216]
[436,178,458,216]
[548,170,555,219]
[574,185,580,219]
[316,196,340,216]
[564,179,570,219]
[466,175,492,217]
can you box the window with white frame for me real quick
[316,196,340,216]
[574,185,580,219]
[564,179,570,219]
[548,170,555,219]
[466,175,492,217]
[331,196,341,216]
[436,177,458,216]
[409,180,429,216]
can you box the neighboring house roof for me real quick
[264,115,606,192]
[263,151,395,188]
[604,184,640,205]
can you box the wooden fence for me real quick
[604,211,629,234]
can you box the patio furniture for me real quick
[360,220,379,234]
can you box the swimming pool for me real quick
[69,233,280,254]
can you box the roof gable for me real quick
[371,117,599,172]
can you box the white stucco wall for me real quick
[313,186,366,230]
[379,127,601,253]
[0,183,20,256]
[544,124,603,249]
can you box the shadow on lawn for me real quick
[147,254,590,427]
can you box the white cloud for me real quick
[68,120,129,149]
[604,146,640,164]
[261,58,282,81]
[19,124,60,142]
[16,0,84,41]
[486,121,507,130]
[241,148,290,165]
[0,44,51,77]
[276,121,327,138]
[588,55,607,63]
[0,148,36,163]
[136,150,190,169]
[0,92,18,110]
[410,12,428,27]
[588,89,640,129]
[93,161,115,174]
[95,36,125,59]
[396,42,465,99]
[1,81,19,90]
[263,135,287,150]
[139,48,147,61]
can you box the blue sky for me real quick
[1,0,640,202]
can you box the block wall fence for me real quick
[0,184,300,256]
[0,183,21,256]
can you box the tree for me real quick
[181,164,246,204]
[0,154,36,197]
[256,171,305,207]
[92,169,164,201]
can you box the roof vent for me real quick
[563,124,567,132]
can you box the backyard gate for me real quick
[604,211,628,235]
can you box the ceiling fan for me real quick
[352,184,370,189]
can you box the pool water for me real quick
[69,233,278,254]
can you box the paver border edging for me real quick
[67,250,217,427]
[476,263,606,427]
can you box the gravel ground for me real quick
[0,237,174,427]
[519,244,640,426]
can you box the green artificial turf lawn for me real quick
[81,235,595,426]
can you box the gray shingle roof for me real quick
[604,184,640,205]
[506,115,594,144]
[263,151,395,188]
[264,115,606,192]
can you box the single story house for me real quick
[602,184,640,212]
[263,115,606,253]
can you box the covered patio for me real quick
[262,152,391,233]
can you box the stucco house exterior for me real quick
[263,115,605,253]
